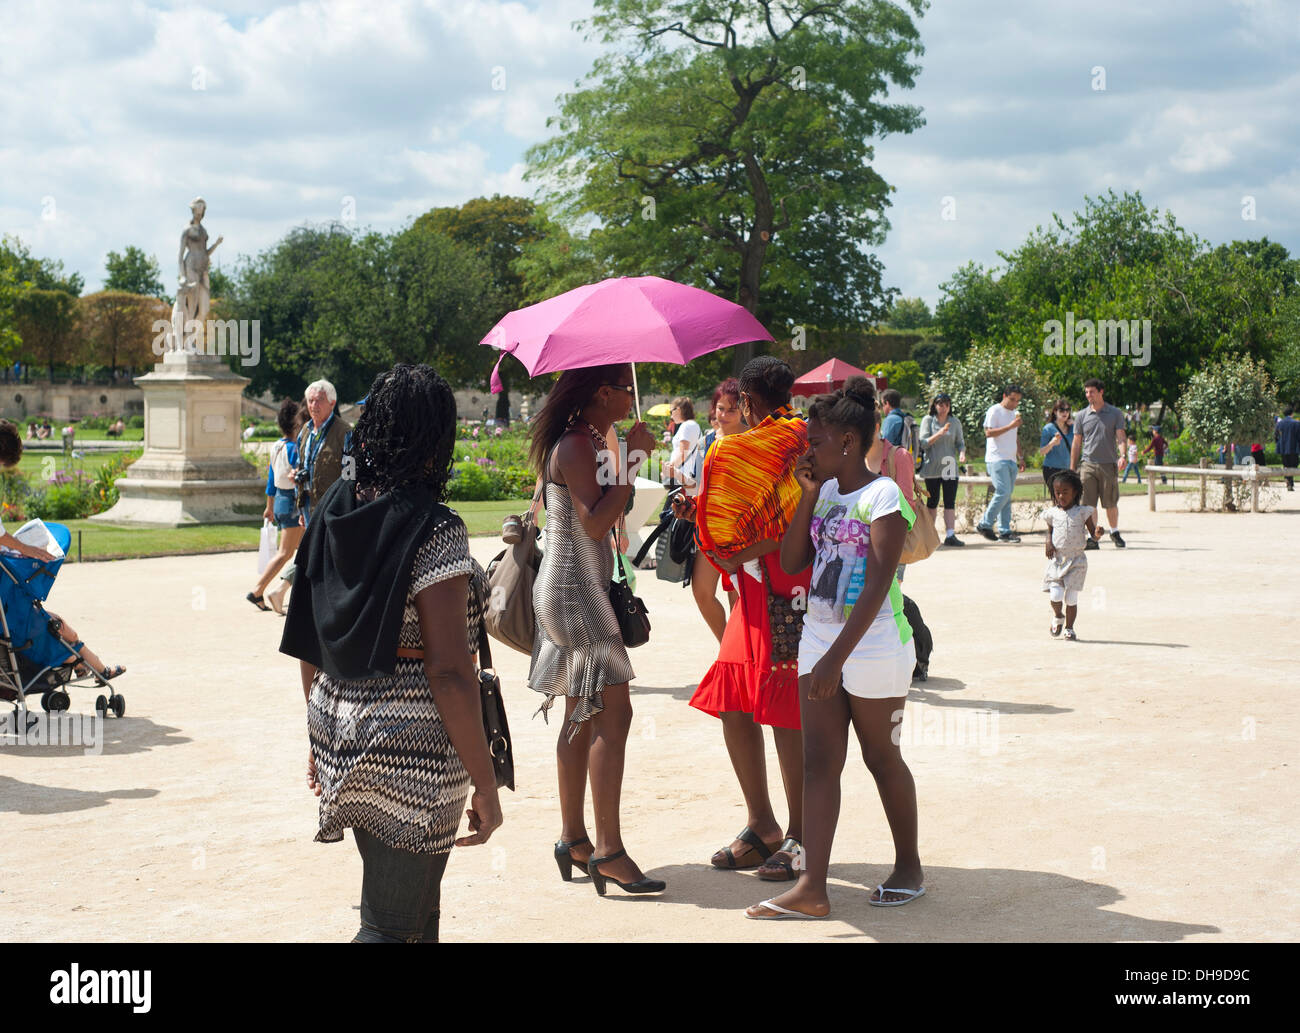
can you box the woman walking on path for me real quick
[680,357,809,883]
[528,363,664,896]
[918,393,966,547]
[747,377,922,919]
[691,379,744,643]
[249,398,304,612]
[1039,400,1075,492]
[281,364,502,942]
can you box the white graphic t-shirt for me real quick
[804,475,915,658]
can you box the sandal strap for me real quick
[736,827,775,861]
[590,848,627,867]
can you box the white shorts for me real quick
[1047,585,1080,605]
[798,626,916,700]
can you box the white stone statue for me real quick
[167,197,223,353]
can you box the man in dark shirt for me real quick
[1276,407,1300,491]
[1070,378,1128,548]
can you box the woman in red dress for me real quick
[673,357,809,881]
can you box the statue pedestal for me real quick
[92,352,264,525]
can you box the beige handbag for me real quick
[884,442,939,564]
[484,480,544,655]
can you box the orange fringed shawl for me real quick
[696,405,808,560]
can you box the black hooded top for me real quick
[279,476,448,680]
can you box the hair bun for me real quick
[841,376,876,407]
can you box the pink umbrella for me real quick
[481,276,773,419]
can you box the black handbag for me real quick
[609,527,650,647]
[476,624,515,791]
[668,513,697,565]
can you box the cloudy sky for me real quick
[2,0,1296,309]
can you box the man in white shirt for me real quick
[975,385,1024,542]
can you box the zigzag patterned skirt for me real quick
[308,659,470,855]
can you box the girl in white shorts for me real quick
[746,377,924,920]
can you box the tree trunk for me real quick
[732,152,775,377]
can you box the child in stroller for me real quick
[0,420,126,715]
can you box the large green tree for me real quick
[13,288,79,381]
[223,223,498,403]
[525,0,927,374]
[935,192,1295,412]
[104,245,166,300]
[413,196,543,419]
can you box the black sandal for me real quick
[756,837,804,882]
[554,836,592,882]
[589,849,665,896]
[711,827,779,870]
[246,592,270,611]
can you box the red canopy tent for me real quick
[791,358,886,396]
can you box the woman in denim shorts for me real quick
[248,398,304,612]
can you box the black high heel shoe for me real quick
[554,836,592,882]
[588,849,666,896]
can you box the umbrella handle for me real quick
[631,363,642,422]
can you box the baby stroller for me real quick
[0,521,125,718]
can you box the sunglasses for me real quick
[604,384,635,395]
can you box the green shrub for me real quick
[127,414,144,429]
[498,465,537,498]
[28,478,97,520]
[447,461,505,501]
[929,344,1049,463]
[872,360,926,400]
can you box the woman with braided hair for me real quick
[281,363,502,942]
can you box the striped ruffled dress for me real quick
[527,476,635,740]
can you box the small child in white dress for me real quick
[1043,469,1102,640]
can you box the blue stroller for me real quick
[0,521,125,718]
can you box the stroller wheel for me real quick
[110,694,125,719]
[47,689,70,712]
[40,691,52,713]
[95,695,108,716]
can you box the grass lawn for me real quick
[67,428,145,442]
[58,497,657,561]
[14,449,137,479]
[57,519,262,561]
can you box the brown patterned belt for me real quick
[395,648,425,660]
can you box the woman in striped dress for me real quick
[528,363,665,896]
[282,364,502,942]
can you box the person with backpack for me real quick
[880,389,916,455]
[248,398,304,612]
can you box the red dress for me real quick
[689,551,809,730]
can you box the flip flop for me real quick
[745,898,827,920]
[869,884,925,907]
[711,827,779,870]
